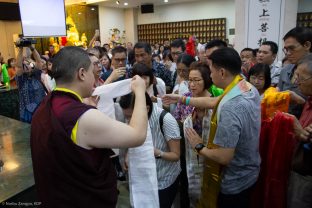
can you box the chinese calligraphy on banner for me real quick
[247,0,282,48]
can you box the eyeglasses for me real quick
[189,79,203,85]
[93,61,102,68]
[282,44,302,54]
[171,51,183,56]
[294,75,312,85]
[114,58,126,63]
[177,67,189,74]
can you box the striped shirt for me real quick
[149,103,181,190]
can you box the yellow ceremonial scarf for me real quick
[261,87,290,120]
[197,75,243,208]
[54,87,83,144]
[54,87,83,102]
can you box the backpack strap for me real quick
[153,76,158,97]
[153,83,158,97]
[159,110,168,137]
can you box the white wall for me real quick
[298,0,312,13]
[136,0,235,43]
[98,6,125,44]
[124,8,138,44]
[234,0,247,53]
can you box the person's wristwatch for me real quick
[194,143,205,154]
[155,151,163,159]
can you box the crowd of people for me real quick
[0,26,311,208]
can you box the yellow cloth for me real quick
[54,87,83,144]
[198,75,243,208]
[261,87,290,120]
[54,87,83,102]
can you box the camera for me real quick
[15,38,37,47]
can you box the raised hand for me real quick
[290,113,311,142]
[131,75,146,94]
[109,67,126,82]
[303,123,312,143]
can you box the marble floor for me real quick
[117,181,131,208]
[0,116,34,203]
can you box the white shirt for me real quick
[147,77,166,108]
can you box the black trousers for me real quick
[158,177,179,208]
[217,183,255,208]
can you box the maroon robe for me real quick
[31,91,117,208]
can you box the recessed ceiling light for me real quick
[124,2,128,6]
[91,8,95,11]
[164,0,168,2]
[78,12,82,15]
[116,1,120,4]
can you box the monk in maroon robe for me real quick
[31,46,148,208]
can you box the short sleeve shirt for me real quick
[214,86,261,194]
[149,103,181,189]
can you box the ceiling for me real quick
[65,0,203,8]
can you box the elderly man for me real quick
[278,27,312,118]
[288,53,312,208]
[197,43,207,63]
[31,46,148,208]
